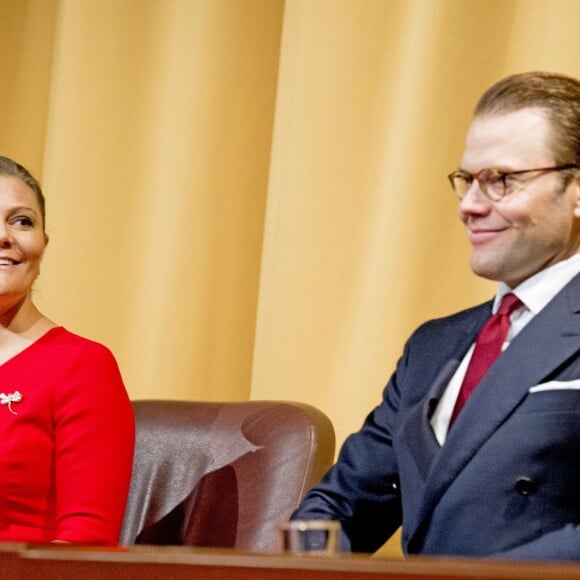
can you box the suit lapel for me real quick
[399,303,491,480]
[407,274,580,548]
[399,360,462,480]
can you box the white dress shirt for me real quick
[431,253,580,445]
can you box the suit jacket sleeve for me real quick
[292,337,414,553]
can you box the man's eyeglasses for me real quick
[448,164,578,201]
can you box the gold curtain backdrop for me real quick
[2,0,579,474]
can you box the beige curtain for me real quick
[1,0,578,507]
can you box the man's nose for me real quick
[459,181,491,216]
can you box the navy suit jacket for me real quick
[293,273,580,560]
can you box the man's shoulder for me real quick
[413,300,493,338]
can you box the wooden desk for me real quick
[0,542,24,578]
[5,545,580,580]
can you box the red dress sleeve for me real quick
[52,340,135,544]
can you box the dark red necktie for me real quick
[450,293,523,425]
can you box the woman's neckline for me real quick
[0,326,64,370]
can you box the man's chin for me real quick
[470,260,502,282]
[470,261,532,289]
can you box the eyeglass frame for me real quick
[448,163,578,202]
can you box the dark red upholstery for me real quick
[120,400,335,551]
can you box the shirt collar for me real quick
[494,253,580,314]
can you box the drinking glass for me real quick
[278,520,341,555]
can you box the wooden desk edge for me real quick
[10,544,580,579]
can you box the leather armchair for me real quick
[120,400,335,551]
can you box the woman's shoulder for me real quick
[34,326,118,363]
[37,328,128,397]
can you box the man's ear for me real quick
[573,172,580,218]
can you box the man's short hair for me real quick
[474,71,580,166]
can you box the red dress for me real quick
[0,327,135,544]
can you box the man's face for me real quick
[458,108,580,288]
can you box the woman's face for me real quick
[0,175,47,306]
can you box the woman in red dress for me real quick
[0,156,135,544]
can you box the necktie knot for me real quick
[450,292,523,426]
[497,293,523,318]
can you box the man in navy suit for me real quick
[292,71,580,561]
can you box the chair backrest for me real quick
[120,400,335,551]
